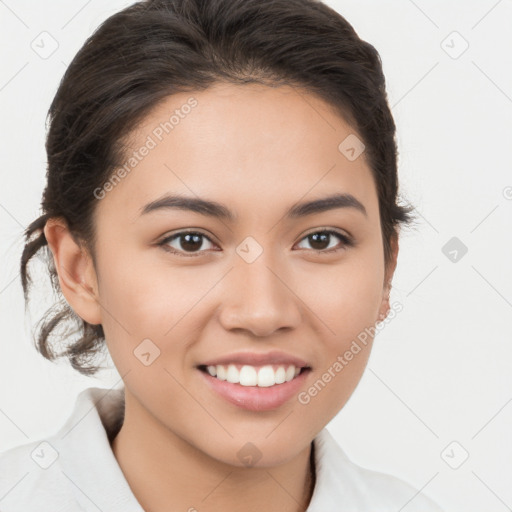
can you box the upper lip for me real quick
[199,350,310,368]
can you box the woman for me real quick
[0,0,444,510]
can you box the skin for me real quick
[44,82,398,512]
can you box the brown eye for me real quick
[159,231,217,257]
[296,230,353,253]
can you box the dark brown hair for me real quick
[20,0,414,376]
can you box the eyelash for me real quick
[157,229,354,258]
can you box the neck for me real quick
[111,390,316,512]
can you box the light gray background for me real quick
[1,1,511,511]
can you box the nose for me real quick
[217,254,302,337]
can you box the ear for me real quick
[377,231,399,323]
[44,218,102,325]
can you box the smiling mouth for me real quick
[197,364,311,388]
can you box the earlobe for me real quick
[377,233,399,323]
[377,282,392,322]
[43,218,102,325]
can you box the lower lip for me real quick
[198,368,311,412]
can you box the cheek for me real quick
[297,245,384,414]
[307,248,385,344]
[97,254,215,362]
[98,245,184,324]
[297,282,381,429]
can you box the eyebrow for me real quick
[140,192,367,221]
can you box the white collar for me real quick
[1,386,443,511]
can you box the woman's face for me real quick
[78,83,396,467]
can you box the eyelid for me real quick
[158,227,354,257]
[301,226,352,241]
[157,229,219,256]
[159,228,217,243]
[295,228,354,252]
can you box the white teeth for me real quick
[275,366,286,384]
[239,365,258,386]
[226,364,239,384]
[257,365,275,387]
[216,365,227,381]
[205,364,303,387]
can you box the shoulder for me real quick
[308,428,444,512]
[0,437,74,511]
[0,386,126,512]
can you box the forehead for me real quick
[97,82,378,223]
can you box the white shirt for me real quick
[0,386,443,511]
